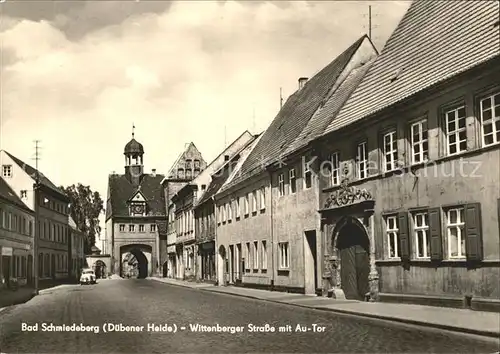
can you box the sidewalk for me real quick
[148,276,216,289]
[0,286,36,309]
[149,277,500,339]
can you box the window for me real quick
[253,241,259,269]
[150,224,156,233]
[186,169,192,179]
[2,165,12,178]
[235,198,240,218]
[410,119,428,163]
[278,173,285,196]
[139,224,145,232]
[259,187,265,210]
[330,153,340,186]
[252,191,257,213]
[383,131,398,171]
[414,213,430,258]
[222,204,227,222]
[194,159,200,168]
[278,242,289,269]
[246,242,251,271]
[119,224,125,232]
[244,194,249,215]
[446,208,465,258]
[386,216,399,258]
[227,202,232,221]
[289,169,296,194]
[356,142,368,179]
[20,190,27,198]
[185,159,192,169]
[480,92,500,146]
[201,184,206,191]
[129,224,135,232]
[303,160,312,189]
[261,241,267,270]
[444,106,467,155]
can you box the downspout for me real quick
[268,168,275,291]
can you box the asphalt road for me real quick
[0,279,498,353]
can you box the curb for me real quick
[200,288,500,339]
[148,278,214,290]
[151,279,500,339]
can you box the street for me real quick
[0,279,498,353]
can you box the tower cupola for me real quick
[124,124,144,185]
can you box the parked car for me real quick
[80,269,96,285]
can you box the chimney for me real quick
[152,169,156,177]
[224,155,230,161]
[298,77,308,90]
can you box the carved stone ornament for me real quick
[324,166,372,208]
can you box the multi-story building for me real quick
[105,130,166,278]
[0,176,35,289]
[172,131,254,280]
[161,142,206,278]
[312,0,500,310]
[0,150,71,285]
[214,134,264,286]
[195,135,259,283]
[214,35,376,293]
[68,216,86,282]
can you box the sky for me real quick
[0,0,410,246]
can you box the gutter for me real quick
[267,168,275,291]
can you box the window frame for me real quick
[253,241,259,270]
[278,242,290,269]
[330,152,340,186]
[382,130,398,172]
[259,187,266,210]
[356,141,368,179]
[443,105,467,156]
[445,207,466,259]
[289,168,297,194]
[410,118,429,164]
[479,91,500,147]
[278,173,285,196]
[2,164,12,178]
[303,160,312,189]
[261,240,267,270]
[413,212,430,259]
[385,215,400,259]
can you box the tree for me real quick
[60,184,104,254]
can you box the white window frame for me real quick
[150,224,156,233]
[278,242,290,269]
[261,240,267,270]
[480,92,500,147]
[446,208,466,259]
[139,224,145,233]
[2,165,12,178]
[252,191,257,213]
[244,194,249,215]
[259,187,266,210]
[222,204,227,223]
[253,241,259,269]
[235,198,241,218]
[278,173,285,196]
[227,201,232,221]
[289,168,296,194]
[383,131,397,172]
[356,141,368,179]
[129,224,135,232]
[303,161,312,189]
[445,105,467,155]
[386,215,399,259]
[246,242,251,270]
[410,119,428,164]
[330,153,340,186]
[413,212,429,259]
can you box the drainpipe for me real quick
[268,169,275,291]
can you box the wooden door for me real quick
[355,245,370,299]
[340,247,358,299]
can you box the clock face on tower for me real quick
[132,204,145,215]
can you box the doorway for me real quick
[217,245,226,285]
[336,220,370,300]
[304,231,318,295]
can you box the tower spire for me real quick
[132,123,135,139]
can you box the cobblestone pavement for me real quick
[0,279,498,353]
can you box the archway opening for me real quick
[335,218,370,301]
[121,249,148,279]
[93,260,107,279]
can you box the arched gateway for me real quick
[332,216,370,300]
[120,244,152,279]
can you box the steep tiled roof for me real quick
[196,175,227,207]
[219,133,263,193]
[3,150,67,199]
[226,35,367,187]
[0,176,32,212]
[325,0,500,135]
[106,174,166,220]
[285,58,376,155]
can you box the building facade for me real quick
[105,130,166,278]
[313,0,500,310]
[160,142,206,278]
[68,216,86,282]
[0,177,35,289]
[0,150,71,285]
[173,131,255,280]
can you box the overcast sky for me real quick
[0,0,410,243]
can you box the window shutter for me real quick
[465,203,483,261]
[428,207,443,261]
[398,212,410,261]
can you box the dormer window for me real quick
[20,190,27,199]
[2,165,12,178]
